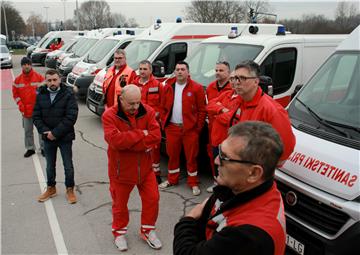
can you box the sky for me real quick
[8,0,357,27]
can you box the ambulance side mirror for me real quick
[152,60,165,78]
[259,76,274,97]
[291,84,303,99]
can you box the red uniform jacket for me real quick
[102,65,136,107]
[12,69,44,118]
[133,74,163,115]
[228,87,296,161]
[207,90,241,146]
[102,102,161,184]
[161,78,206,132]
[206,80,232,102]
[205,182,286,255]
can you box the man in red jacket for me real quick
[174,121,286,255]
[102,49,137,108]
[224,60,295,164]
[205,61,232,185]
[102,85,162,252]
[133,60,163,184]
[12,57,45,157]
[159,61,206,196]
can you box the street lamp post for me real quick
[1,1,9,41]
[44,6,49,32]
[61,0,66,30]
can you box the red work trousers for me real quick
[165,123,199,187]
[151,144,161,177]
[110,172,159,238]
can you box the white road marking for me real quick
[32,154,69,255]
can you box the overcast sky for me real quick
[10,0,356,27]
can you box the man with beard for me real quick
[33,69,78,204]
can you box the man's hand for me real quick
[44,131,56,141]
[186,198,208,220]
[143,130,149,136]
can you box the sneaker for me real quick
[24,149,35,158]
[206,183,217,193]
[41,149,45,157]
[158,180,173,190]
[66,187,77,204]
[38,186,57,202]
[156,175,162,185]
[140,230,162,250]
[114,235,128,252]
[192,186,201,196]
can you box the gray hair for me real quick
[139,60,152,71]
[235,60,260,77]
[114,49,126,57]
[228,121,283,180]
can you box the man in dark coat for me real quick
[33,69,78,204]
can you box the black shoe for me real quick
[41,149,45,157]
[156,175,162,185]
[24,150,35,158]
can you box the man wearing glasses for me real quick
[227,60,295,165]
[102,49,137,108]
[102,85,162,251]
[174,121,286,255]
[133,60,164,184]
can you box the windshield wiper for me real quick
[295,98,352,138]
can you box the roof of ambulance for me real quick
[201,33,348,46]
[336,25,359,51]
[132,22,270,41]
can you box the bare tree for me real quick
[25,14,47,37]
[77,0,113,29]
[1,1,26,39]
[109,13,138,28]
[185,0,246,23]
[335,1,360,32]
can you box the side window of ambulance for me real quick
[155,43,187,74]
[260,48,297,95]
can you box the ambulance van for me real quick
[66,28,144,98]
[87,21,282,115]
[185,26,347,107]
[276,26,359,255]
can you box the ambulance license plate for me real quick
[286,234,305,255]
[89,104,96,113]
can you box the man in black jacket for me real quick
[173,121,287,255]
[33,69,78,204]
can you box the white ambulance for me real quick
[66,28,144,98]
[276,26,359,255]
[185,26,347,107]
[86,21,282,115]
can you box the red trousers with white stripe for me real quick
[165,123,199,187]
[151,145,161,176]
[110,172,159,237]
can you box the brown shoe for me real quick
[38,186,57,202]
[66,187,77,204]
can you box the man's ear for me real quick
[247,165,264,184]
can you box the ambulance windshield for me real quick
[125,40,162,69]
[289,52,360,140]
[186,43,263,87]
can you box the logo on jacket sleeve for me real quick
[187,92,192,97]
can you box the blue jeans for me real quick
[44,140,75,187]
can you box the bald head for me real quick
[120,84,141,115]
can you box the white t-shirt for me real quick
[170,82,186,124]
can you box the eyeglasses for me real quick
[218,144,258,166]
[229,75,257,83]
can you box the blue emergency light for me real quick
[126,30,135,35]
[277,26,286,35]
[228,26,238,39]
